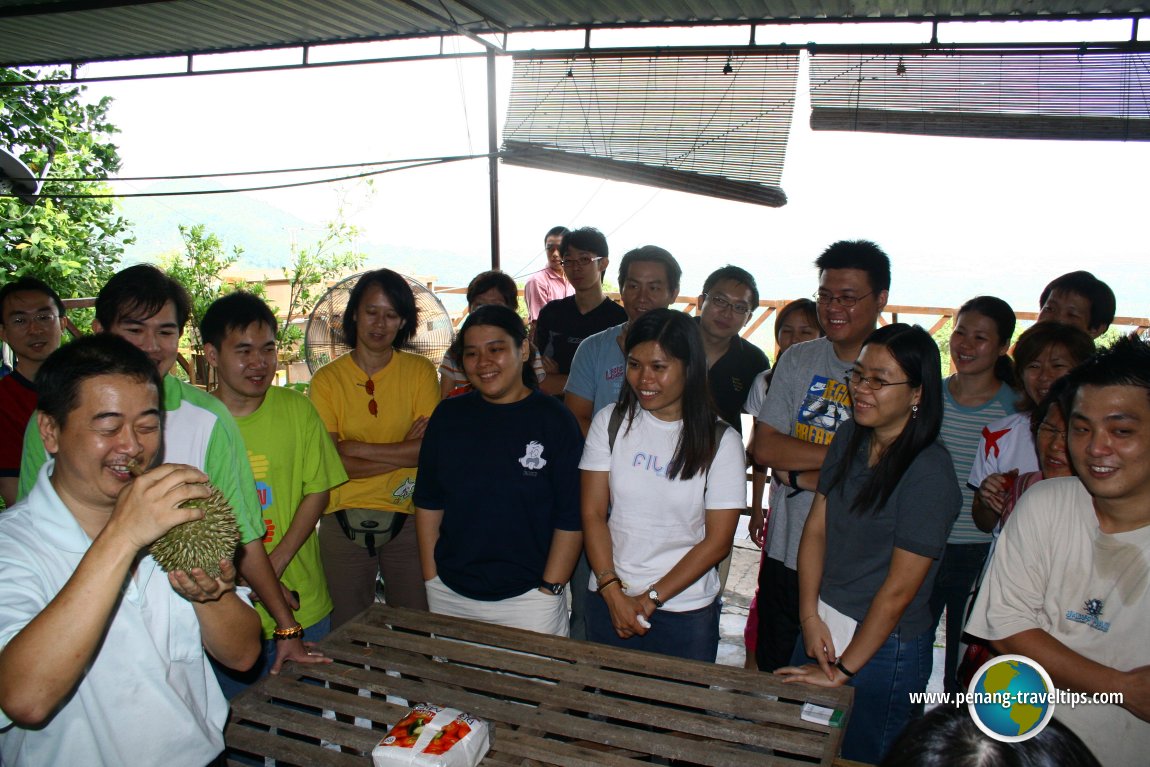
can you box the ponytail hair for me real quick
[956,296,1016,384]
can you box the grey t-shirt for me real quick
[818,420,962,637]
[756,337,855,568]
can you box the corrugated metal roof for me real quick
[1,0,1147,68]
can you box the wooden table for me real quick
[226,605,853,766]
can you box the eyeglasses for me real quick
[814,291,873,308]
[847,371,911,391]
[559,256,602,269]
[363,378,378,417]
[5,313,60,329]
[1036,423,1067,442]
[704,293,752,317]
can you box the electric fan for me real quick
[303,272,454,373]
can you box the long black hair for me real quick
[956,295,1016,384]
[451,304,536,390]
[341,269,418,349]
[618,308,716,480]
[831,323,944,514]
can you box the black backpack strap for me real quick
[607,403,626,453]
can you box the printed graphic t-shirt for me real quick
[966,477,1150,766]
[234,386,348,637]
[756,337,854,569]
[414,390,583,600]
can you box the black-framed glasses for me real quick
[847,370,911,391]
[1036,423,1067,442]
[814,291,873,308]
[703,293,752,317]
[560,255,603,269]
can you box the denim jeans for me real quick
[791,625,933,764]
[587,593,720,662]
[215,614,332,700]
[928,542,991,693]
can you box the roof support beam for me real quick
[391,0,506,52]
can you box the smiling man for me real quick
[966,335,1150,765]
[1037,270,1116,339]
[18,265,323,676]
[752,240,890,671]
[0,334,260,766]
[201,291,346,697]
[0,277,66,507]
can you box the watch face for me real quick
[542,582,564,595]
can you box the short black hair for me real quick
[560,227,609,260]
[342,269,418,349]
[880,702,1101,767]
[1063,334,1150,410]
[37,334,164,429]
[1040,271,1117,333]
[200,291,277,350]
[618,245,682,294]
[702,265,759,310]
[465,270,518,310]
[0,276,65,321]
[544,226,569,243]
[814,240,891,294]
[96,264,192,332]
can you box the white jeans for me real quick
[425,576,569,637]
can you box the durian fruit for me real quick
[149,479,241,579]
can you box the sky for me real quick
[77,19,1150,328]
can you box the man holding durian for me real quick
[0,334,261,765]
[17,265,329,676]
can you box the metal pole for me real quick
[487,49,500,269]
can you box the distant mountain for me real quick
[117,181,479,289]
[119,180,311,269]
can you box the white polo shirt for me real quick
[0,462,233,767]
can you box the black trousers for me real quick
[754,556,801,672]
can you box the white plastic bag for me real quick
[372,704,491,767]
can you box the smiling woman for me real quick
[777,323,961,764]
[579,309,746,662]
[414,305,584,636]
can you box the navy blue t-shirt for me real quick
[414,389,584,600]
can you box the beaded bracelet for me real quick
[273,623,304,640]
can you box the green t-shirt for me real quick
[235,386,347,636]
[19,375,265,545]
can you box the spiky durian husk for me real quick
[150,483,241,578]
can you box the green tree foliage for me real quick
[161,224,243,362]
[1,68,131,322]
[276,197,366,381]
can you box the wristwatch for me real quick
[540,581,565,596]
[647,588,664,608]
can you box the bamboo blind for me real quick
[503,51,799,206]
[809,49,1150,141]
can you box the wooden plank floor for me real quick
[227,606,852,766]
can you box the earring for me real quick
[912,404,919,419]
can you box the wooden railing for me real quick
[433,288,1150,360]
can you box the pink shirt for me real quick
[524,267,573,321]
